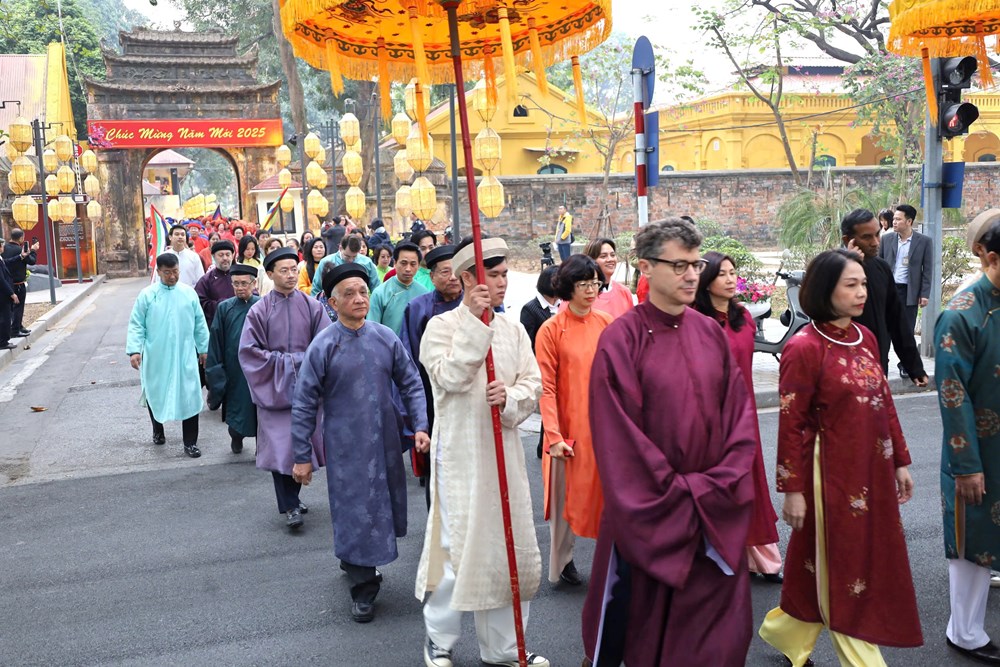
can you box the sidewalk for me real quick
[0,276,106,374]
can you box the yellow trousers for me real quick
[759,437,887,667]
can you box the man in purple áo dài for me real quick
[291,263,429,624]
[194,240,236,328]
[238,247,328,531]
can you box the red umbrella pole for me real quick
[442,3,528,666]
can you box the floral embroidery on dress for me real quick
[850,355,881,392]
[870,394,884,411]
[940,379,966,409]
[976,552,996,568]
[991,502,1000,527]
[804,559,815,574]
[779,392,796,414]
[878,438,893,460]
[848,579,867,597]
[848,488,870,516]
[976,408,1000,438]
[940,332,957,353]
[776,460,795,483]
[947,292,976,311]
[949,435,970,452]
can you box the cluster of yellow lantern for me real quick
[303,131,330,218]
[338,112,365,219]
[472,79,505,219]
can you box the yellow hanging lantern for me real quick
[404,80,418,121]
[9,155,37,195]
[472,79,498,124]
[79,149,98,174]
[345,186,367,219]
[43,149,59,174]
[394,150,415,183]
[5,140,20,162]
[340,113,361,148]
[342,150,363,187]
[48,198,62,222]
[278,168,292,189]
[8,116,33,153]
[54,135,74,162]
[307,188,328,216]
[344,137,362,154]
[275,144,292,168]
[57,165,76,193]
[395,185,412,218]
[473,128,502,172]
[392,112,411,147]
[406,128,433,172]
[279,191,295,213]
[315,145,326,165]
[306,160,327,189]
[59,196,77,222]
[410,176,437,220]
[84,174,101,199]
[12,196,38,228]
[87,199,102,221]
[45,174,59,194]
[303,132,322,159]
[477,175,506,218]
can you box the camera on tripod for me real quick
[538,241,555,269]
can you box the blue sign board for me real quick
[646,110,659,187]
[632,36,655,110]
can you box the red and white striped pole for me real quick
[632,67,648,227]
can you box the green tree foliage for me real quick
[701,233,766,283]
[176,148,240,216]
[0,0,104,137]
[78,0,149,49]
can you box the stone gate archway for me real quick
[85,29,283,277]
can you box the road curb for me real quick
[754,374,937,409]
[0,275,107,374]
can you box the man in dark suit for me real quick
[878,204,932,376]
[2,228,37,337]
[0,245,17,350]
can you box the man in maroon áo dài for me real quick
[582,218,758,667]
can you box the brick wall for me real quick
[450,163,1000,245]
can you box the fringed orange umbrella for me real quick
[279,0,610,130]
[279,3,610,666]
[889,0,1000,121]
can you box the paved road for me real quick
[0,278,994,665]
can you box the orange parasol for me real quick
[888,0,1000,120]
[279,4,611,665]
[279,0,610,126]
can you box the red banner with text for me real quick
[87,119,284,149]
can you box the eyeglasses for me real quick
[644,257,708,275]
[231,280,254,287]
[575,280,602,291]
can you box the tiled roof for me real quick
[250,172,302,192]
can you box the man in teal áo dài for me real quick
[206,263,260,455]
[936,216,1000,665]
[367,242,429,336]
[126,252,210,459]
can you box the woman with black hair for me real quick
[237,235,262,269]
[693,251,782,583]
[297,238,327,295]
[535,254,612,588]
[759,249,922,666]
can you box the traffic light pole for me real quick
[921,58,943,358]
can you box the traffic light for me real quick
[938,56,979,138]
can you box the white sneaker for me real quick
[991,571,1000,588]
[483,654,550,667]
[424,636,453,667]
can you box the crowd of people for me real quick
[117,203,1000,666]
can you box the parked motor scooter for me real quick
[751,252,810,359]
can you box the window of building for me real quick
[879,156,896,166]
[978,153,997,162]
[813,155,837,167]
[513,105,528,117]
[662,164,675,172]
[537,164,568,175]
[264,201,296,234]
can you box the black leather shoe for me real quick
[762,572,784,584]
[947,637,1000,664]
[230,438,243,454]
[560,560,583,586]
[286,507,303,530]
[12,329,29,337]
[183,444,201,458]
[152,432,166,445]
[899,365,910,379]
[298,502,308,514]
[351,601,374,623]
